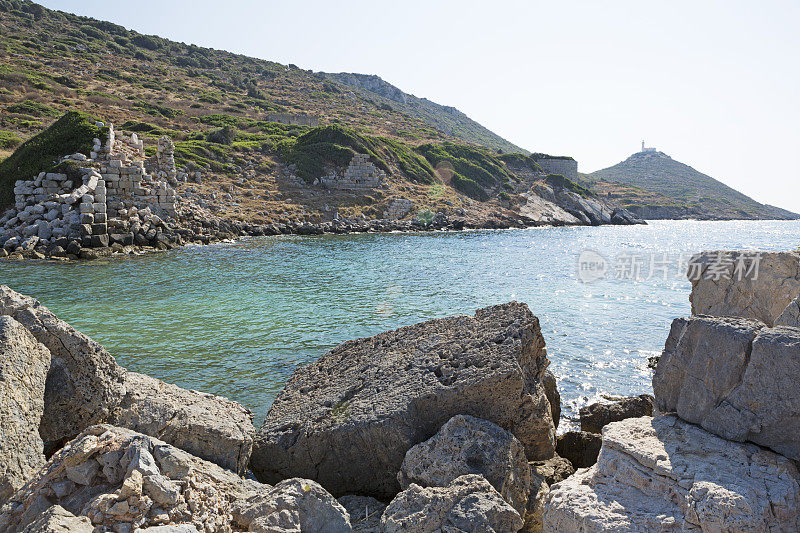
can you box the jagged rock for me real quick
[19,505,93,533]
[543,415,800,532]
[231,478,350,533]
[398,415,531,518]
[0,317,51,505]
[777,295,800,327]
[0,286,126,447]
[579,394,654,434]
[0,425,259,533]
[111,372,254,474]
[252,303,555,498]
[654,315,800,460]
[338,495,385,533]
[555,432,602,470]
[688,250,800,326]
[541,370,560,429]
[381,474,524,533]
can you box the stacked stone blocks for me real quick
[321,153,386,190]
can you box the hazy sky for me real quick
[40,0,800,212]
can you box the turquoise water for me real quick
[2,220,798,428]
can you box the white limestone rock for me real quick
[398,415,531,518]
[654,315,800,460]
[381,474,524,533]
[543,415,800,532]
[111,371,255,475]
[688,250,800,326]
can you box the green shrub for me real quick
[5,100,60,117]
[451,173,488,201]
[545,174,596,198]
[207,125,237,145]
[0,130,23,149]
[415,142,513,200]
[0,111,106,207]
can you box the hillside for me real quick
[587,151,799,220]
[0,1,522,158]
[324,73,526,154]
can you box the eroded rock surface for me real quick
[0,317,51,504]
[777,295,800,327]
[579,394,653,434]
[252,302,555,498]
[112,372,255,474]
[231,478,350,533]
[654,315,800,460]
[381,474,524,533]
[0,425,258,533]
[0,286,126,446]
[543,415,800,532]
[19,505,93,533]
[688,250,800,326]
[398,415,531,517]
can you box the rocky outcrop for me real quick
[112,372,254,475]
[0,286,126,447]
[543,415,800,532]
[554,431,602,470]
[518,193,581,227]
[0,425,259,533]
[381,474,524,533]
[397,415,531,518]
[688,250,800,326]
[777,294,800,327]
[231,478,351,532]
[252,302,556,499]
[654,315,800,460]
[531,182,643,226]
[579,394,654,434]
[0,317,51,505]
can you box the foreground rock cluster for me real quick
[2,247,798,531]
[543,249,800,531]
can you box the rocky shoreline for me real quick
[1,249,798,531]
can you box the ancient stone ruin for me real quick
[0,124,180,253]
[320,153,387,190]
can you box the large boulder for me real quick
[381,474,524,533]
[0,317,51,505]
[777,295,800,327]
[397,415,531,518]
[654,315,800,460]
[688,250,800,326]
[0,286,126,447]
[0,425,259,533]
[543,415,800,532]
[579,394,653,434]
[231,478,351,533]
[251,303,555,498]
[112,372,255,475]
[541,370,560,430]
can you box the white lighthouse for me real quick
[640,140,656,153]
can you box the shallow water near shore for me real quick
[2,219,798,429]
